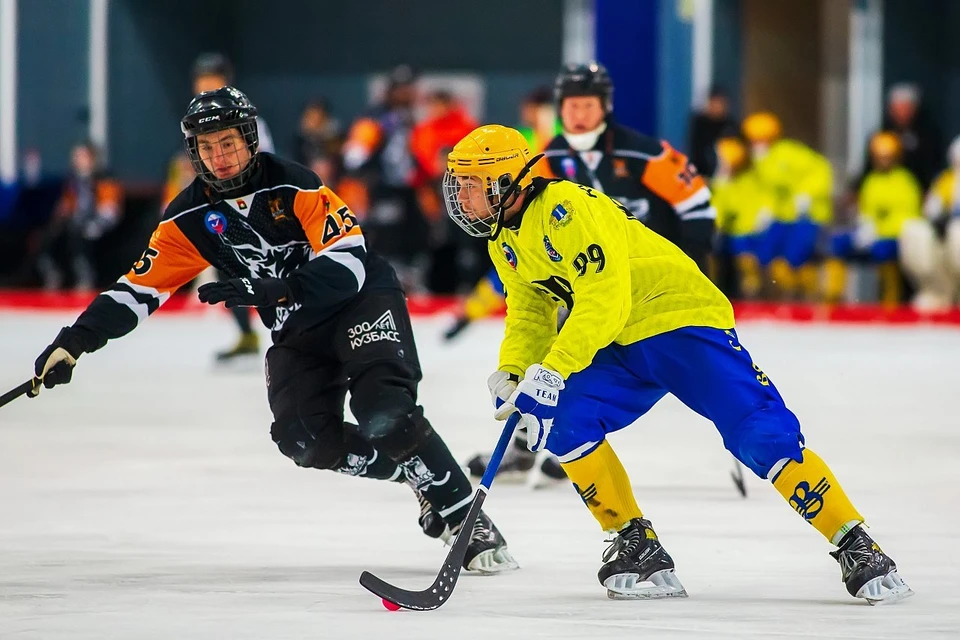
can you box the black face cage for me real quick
[184,119,260,192]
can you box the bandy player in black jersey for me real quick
[27,87,516,574]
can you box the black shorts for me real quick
[265,286,422,457]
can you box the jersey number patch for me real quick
[133,247,159,276]
[573,244,606,276]
[321,207,360,245]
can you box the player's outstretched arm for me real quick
[30,222,209,396]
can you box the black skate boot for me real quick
[829,525,913,604]
[598,518,687,599]
[414,488,451,542]
[215,331,259,363]
[450,510,518,574]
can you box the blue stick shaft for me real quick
[479,413,521,491]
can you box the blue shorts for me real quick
[756,220,821,267]
[483,267,505,296]
[548,326,804,478]
[831,234,898,262]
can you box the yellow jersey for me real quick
[925,169,960,219]
[858,167,922,239]
[753,139,833,224]
[712,168,774,238]
[491,178,735,380]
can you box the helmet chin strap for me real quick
[489,153,544,241]
[563,122,607,151]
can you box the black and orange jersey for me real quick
[68,153,400,353]
[542,122,716,271]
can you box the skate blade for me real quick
[466,547,520,575]
[859,570,915,605]
[604,568,688,600]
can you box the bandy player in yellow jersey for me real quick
[442,125,913,604]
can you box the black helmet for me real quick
[181,86,259,192]
[554,62,614,113]
[192,52,234,83]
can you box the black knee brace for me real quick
[361,405,435,461]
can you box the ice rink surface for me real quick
[1,310,958,639]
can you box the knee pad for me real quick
[362,404,434,461]
[726,405,805,478]
[899,218,938,277]
[270,415,347,470]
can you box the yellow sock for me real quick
[798,263,821,301]
[878,261,903,308]
[823,258,847,304]
[771,448,863,544]
[769,258,797,299]
[561,440,644,532]
[736,254,762,298]
[463,279,504,321]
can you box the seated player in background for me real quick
[28,87,516,575]
[711,136,773,299]
[899,134,960,310]
[743,112,833,301]
[464,62,718,487]
[825,132,921,307]
[443,124,912,603]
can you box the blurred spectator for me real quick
[517,86,559,154]
[860,84,943,192]
[293,97,342,186]
[410,89,479,292]
[711,136,773,299]
[743,111,833,301]
[35,141,122,291]
[339,64,428,291]
[899,135,960,310]
[827,132,921,306]
[688,85,738,178]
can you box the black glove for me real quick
[31,327,86,396]
[197,277,292,308]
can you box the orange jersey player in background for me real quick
[28,87,517,575]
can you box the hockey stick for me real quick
[731,455,747,498]
[0,379,39,410]
[359,412,521,611]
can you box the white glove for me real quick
[487,370,519,420]
[853,219,877,250]
[794,193,813,217]
[508,364,565,452]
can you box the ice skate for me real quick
[598,518,687,600]
[215,331,260,363]
[467,433,567,486]
[414,488,451,542]
[450,510,518,574]
[830,525,913,605]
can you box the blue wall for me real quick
[17,0,90,176]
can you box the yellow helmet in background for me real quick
[869,131,901,162]
[716,136,749,173]
[443,125,540,238]
[742,112,782,143]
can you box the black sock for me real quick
[396,431,474,525]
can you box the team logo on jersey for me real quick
[236,198,247,210]
[347,309,401,350]
[561,157,577,179]
[789,477,831,520]
[268,196,290,222]
[543,235,562,262]
[501,242,518,269]
[550,201,574,229]
[205,210,228,235]
[613,158,629,178]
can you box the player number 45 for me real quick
[321,207,360,245]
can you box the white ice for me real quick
[1,310,958,639]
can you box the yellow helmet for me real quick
[742,112,782,143]
[716,136,749,172]
[869,131,901,161]
[443,125,540,238]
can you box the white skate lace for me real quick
[602,523,643,563]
